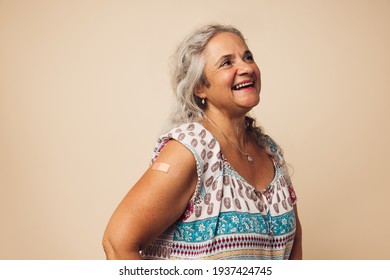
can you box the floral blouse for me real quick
[141,122,297,260]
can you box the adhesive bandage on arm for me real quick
[151,162,179,177]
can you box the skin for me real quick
[102,31,302,260]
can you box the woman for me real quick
[102,24,302,260]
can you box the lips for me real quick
[231,81,255,90]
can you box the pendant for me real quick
[247,155,254,164]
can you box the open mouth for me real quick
[231,81,255,90]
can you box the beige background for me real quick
[1,0,389,260]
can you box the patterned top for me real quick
[141,122,297,260]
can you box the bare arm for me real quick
[289,205,303,260]
[102,140,198,259]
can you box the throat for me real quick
[208,120,250,160]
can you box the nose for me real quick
[236,60,255,75]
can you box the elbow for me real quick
[102,236,116,260]
[102,234,143,260]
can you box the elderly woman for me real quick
[103,24,302,260]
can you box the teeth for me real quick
[233,82,254,90]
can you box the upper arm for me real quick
[103,140,198,257]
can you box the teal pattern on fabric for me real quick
[173,211,296,243]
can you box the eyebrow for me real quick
[214,50,253,66]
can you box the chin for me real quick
[237,95,260,108]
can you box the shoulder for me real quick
[152,123,222,210]
[262,134,285,163]
[162,122,213,144]
[261,135,299,207]
[153,122,218,161]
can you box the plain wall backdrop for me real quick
[1,0,389,259]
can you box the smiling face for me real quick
[196,32,261,118]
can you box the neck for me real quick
[204,111,248,149]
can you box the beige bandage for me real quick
[152,162,170,173]
[151,162,179,177]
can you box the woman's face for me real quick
[197,32,261,117]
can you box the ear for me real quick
[194,84,207,99]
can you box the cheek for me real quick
[219,71,236,87]
[254,64,261,78]
[255,66,261,87]
[208,72,235,90]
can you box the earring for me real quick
[201,98,205,105]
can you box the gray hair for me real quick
[166,24,245,129]
[165,24,265,147]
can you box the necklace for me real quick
[206,117,254,164]
[254,185,271,196]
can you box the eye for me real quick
[244,53,254,62]
[220,59,232,67]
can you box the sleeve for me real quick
[151,123,220,207]
[263,134,298,205]
[288,183,297,205]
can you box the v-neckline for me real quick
[196,122,278,196]
[220,152,278,198]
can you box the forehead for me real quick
[203,32,248,60]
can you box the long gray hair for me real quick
[166,24,264,146]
